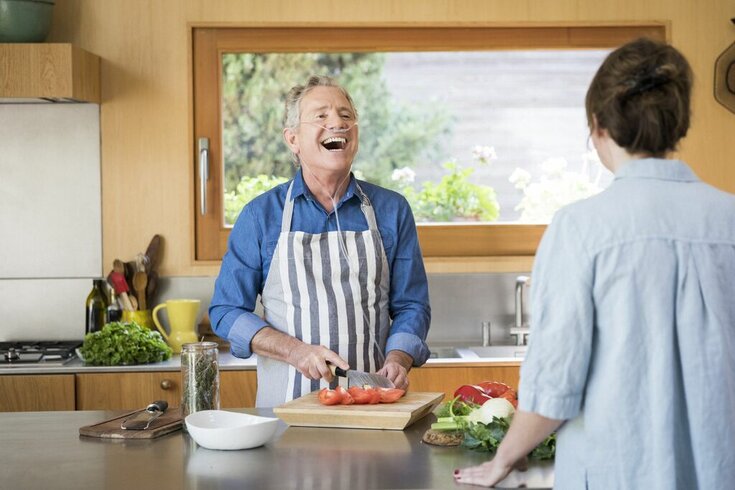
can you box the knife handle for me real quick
[146,400,168,412]
[327,362,348,378]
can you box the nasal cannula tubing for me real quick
[297,122,387,368]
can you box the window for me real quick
[193,25,666,263]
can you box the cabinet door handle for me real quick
[199,137,210,216]
[160,379,174,390]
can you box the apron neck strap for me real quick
[354,182,379,231]
[281,181,295,233]
[280,179,379,232]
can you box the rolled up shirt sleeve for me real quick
[385,199,431,366]
[209,205,269,359]
[519,208,594,420]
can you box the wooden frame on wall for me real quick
[191,24,667,268]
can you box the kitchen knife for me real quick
[121,400,169,430]
[328,363,395,388]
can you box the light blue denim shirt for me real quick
[210,170,431,365]
[519,159,735,489]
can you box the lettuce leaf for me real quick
[461,417,556,460]
[80,321,173,365]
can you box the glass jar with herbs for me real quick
[181,342,220,419]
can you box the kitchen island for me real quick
[0,408,552,489]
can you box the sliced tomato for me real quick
[376,387,406,403]
[454,384,492,405]
[317,388,343,406]
[365,387,382,404]
[348,386,373,405]
[336,386,354,405]
[477,381,512,398]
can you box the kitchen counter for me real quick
[0,350,521,375]
[0,408,553,490]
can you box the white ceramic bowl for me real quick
[185,410,279,450]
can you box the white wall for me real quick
[0,104,101,341]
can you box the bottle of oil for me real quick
[85,279,109,335]
[107,289,122,323]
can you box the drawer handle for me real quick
[160,379,174,390]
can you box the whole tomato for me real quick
[477,381,511,398]
[454,385,492,405]
[317,388,343,405]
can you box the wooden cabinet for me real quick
[409,363,520,402]
[75,370,257,410]
[0,43,100,102]
[76,372,182,410]
[0,363,515,412]
[0,374,75,412]
[220,371,257,408]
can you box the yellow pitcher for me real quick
[152,299,201,353]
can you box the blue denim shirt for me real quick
[210,170,431,365]
[519,159,735,489]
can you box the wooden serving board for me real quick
[274,391,444,430]
[79,407,183,439]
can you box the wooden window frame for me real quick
[192,24,666,268]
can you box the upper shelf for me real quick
[0,43,100,103]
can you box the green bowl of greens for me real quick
[80,322,173,366]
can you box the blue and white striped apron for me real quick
[255,181,391,407]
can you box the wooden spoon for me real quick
[146,270,158,305]
[133,271,148,311]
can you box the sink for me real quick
[429,345,527,360]
[459,345,528,359]
[428,347,462,359]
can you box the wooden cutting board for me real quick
[274,391,444,430]
[79,407,183,439]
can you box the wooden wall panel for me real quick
[48,0,735,276]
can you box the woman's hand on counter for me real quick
[455,410,563,487]
[454,454,517,488]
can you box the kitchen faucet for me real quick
[509,275,531,346]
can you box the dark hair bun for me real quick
[585,38,693,156]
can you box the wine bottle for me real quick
[85,279,109,335]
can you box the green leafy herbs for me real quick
[461,418,556,460]
[461,417,511,452]
[80,322,172,366]
[528,433,557,460]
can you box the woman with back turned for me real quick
[455,38,735,489]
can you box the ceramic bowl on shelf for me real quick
[0,0,55,43]
[185,410,279,450]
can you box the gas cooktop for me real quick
[0,341,82,367]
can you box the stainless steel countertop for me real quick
[0,408,552,489]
